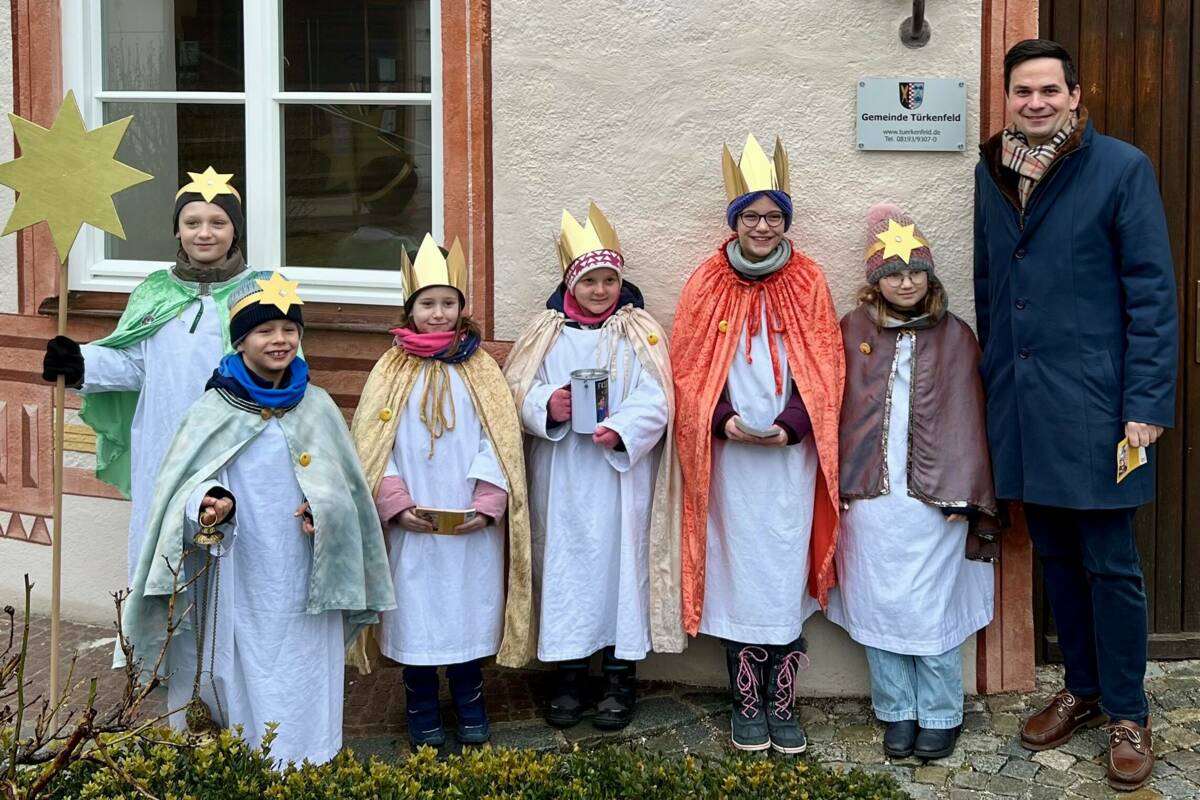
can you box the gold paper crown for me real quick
[557,202,622,274]
[722,135,790,203]
[175,166,242,202]
[402,233,468,299]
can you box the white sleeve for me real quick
[184,478,237,557]
[79,341,147,393]
[466,433,509,492]
[599,367,668,474]
[520,368,570,442]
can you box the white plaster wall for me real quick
[491,0,982,335]
[0,497,131,627]
[492,1,983,693]
[0,3,17,313]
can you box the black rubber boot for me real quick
[546,657,589,728]
[884,720,919,758]
[725,642,770,751]
[914,725,961,760]
[764,639,809,754]
[593,647,637,730]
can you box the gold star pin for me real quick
[176,166,240,203]
[875,218,923,264]
[0,91,153,262]
[255,272,304,314]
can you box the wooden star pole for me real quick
[0,91,152,715]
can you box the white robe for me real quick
[699,300,820,645]
[377,363,508,666]
[826,334,995,656]
[523,324,668,661]
[165,421,344,766]
[81,295,227,583]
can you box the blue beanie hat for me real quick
[727,190,793,231]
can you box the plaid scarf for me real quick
[1001,115,1077,208]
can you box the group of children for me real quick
[42,137,998,766]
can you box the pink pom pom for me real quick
[867,203,905,230]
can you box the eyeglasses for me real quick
[880,270,929,287]
[738,211,786,228]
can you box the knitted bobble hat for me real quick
[864,203,935,285]
[228,271,305,345]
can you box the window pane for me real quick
[102,0,244,91]
[283,104,431,270]
[282,0,432,93]
[104,103,246,261]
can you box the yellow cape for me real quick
[348,346,536,670]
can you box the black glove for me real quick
[42,335,84,386]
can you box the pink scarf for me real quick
[391,327,457,357]
[563,292,618,326]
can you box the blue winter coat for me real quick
[973,119,1178,509]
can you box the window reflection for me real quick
[283,104,431,270]
[282,0,433,93]
[102,0,244,92]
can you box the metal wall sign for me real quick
[856,78,967,152]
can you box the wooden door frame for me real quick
[975,0,1041,694]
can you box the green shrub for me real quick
[22,726,910,800]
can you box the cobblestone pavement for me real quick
[12,616,1200,799]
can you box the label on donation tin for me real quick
[569,368,609,434]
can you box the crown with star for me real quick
[175,166,242,203]
[229,271,304,319]
[557,202,623,275]
[402,234,468,300]
[722,134,790,203]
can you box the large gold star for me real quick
[255,272,304,314]
[0,91,153,262]
[875,218,923,264]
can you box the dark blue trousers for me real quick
[1025,504,1148,723]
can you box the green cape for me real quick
[79,270,246,497]
[120,385,396,672]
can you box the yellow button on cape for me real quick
[717,320,729,334]
[379,408,393,422]
[298,452,312,467]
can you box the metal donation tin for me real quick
[569,368,609,434]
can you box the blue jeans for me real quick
[865,645,963,729]
[1025,504,1148,723]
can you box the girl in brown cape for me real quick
[826,204,998,762]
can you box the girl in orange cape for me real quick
[670,135,844,754]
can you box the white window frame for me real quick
[61,0,443,306]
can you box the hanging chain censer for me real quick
[186,506,226,734]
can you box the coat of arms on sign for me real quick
[899,82,924,110]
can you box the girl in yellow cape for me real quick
[349,235,534,748]
[503,203,684,732]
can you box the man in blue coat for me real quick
[974,40,1177,791]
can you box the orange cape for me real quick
[670,238,845,636]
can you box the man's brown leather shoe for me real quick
[1106,720,1153,791]
[1019,688,1106,751]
